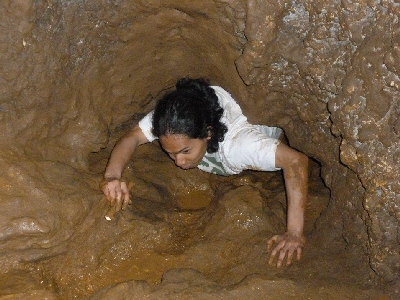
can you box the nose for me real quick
[175,154,186,167]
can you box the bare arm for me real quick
[101,124,149,211]
[267,142,309,267]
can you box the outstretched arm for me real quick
[101,124,149,212]
[267,142,308,268]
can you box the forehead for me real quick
[159,134,190,150]
[159,134,204,152]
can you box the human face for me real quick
[159,134,209,170]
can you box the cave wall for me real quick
[0,0,398,287]
[234,0,400,282]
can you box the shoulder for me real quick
[211,86,246,125]
[221,125,281,172]
[138,111,157,142]
[211,86,238,106]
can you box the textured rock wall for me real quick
[0,0,398,293]
[235,0,400,282]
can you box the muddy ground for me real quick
[0,141,392,299]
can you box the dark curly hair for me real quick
[152,78,228,153]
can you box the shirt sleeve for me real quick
[138,111,157,142]
[224,125,281,172]
[211,86,247,126]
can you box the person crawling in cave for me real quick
[101,78,309,268]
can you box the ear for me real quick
[206,126,212,140]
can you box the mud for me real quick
[0,0,398,299]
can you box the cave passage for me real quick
[0,1,398,299]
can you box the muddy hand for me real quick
[102,180,134,221]
[267,232,305,268]
[100,178,130,205]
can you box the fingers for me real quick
[285,248,295,266]
[267,234,285,265]
[101,179,133,220]
[271,240,287,267]
[269,244,291,268]
[110,190,128,212]
[296,247,303,261]
[120,181,131,211]
[121,193,130,210]
[267,235,279,251]
[103,180,127,207]
[115,182,130,211]
[277,247,288,268]
[114,196,123,213]
[267,234,304,268]
[115,188,123,206]
[283,246,303,266]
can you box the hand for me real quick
[267,232,305,268]
[100,178,131,212]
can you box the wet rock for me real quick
[87,268,387,300]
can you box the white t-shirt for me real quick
[138,86,282,176]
